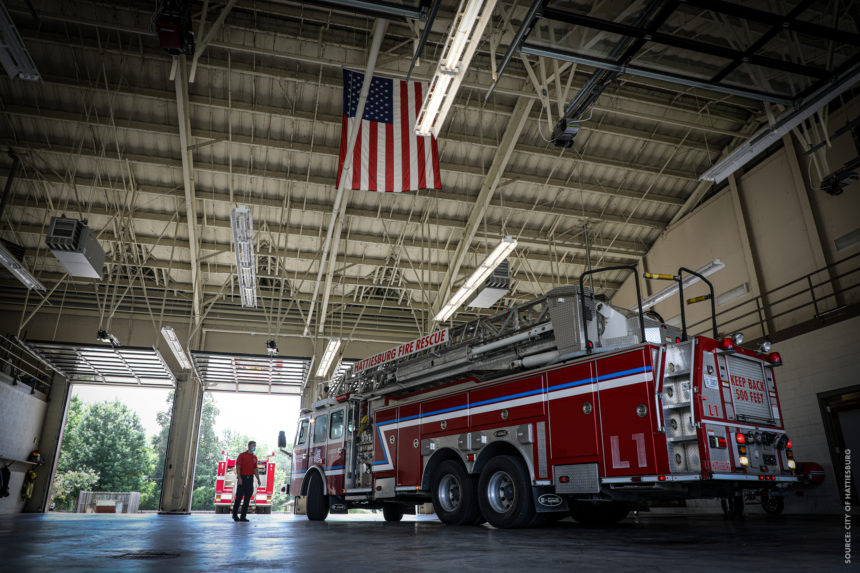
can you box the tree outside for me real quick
[53,397,154,509]
[51,468,99,510]
[52,391,292,512]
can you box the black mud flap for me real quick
[329,495,349,514]
[532,487,568,513]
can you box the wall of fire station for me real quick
[613,102,860,335]
[0,371,47,513]
[770,314,860,514]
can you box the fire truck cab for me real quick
[286,265,808,528]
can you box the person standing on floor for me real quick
[232,441,261,522]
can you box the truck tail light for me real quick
[717,437,727,448]
[735,433,746,444]
[786,440,792,449]
[559,476,570,483]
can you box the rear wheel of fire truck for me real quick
[760,493,784,516]
[568,501,629,526]
[258,506,272,515]
[305,472,329,521]
[477,455,535,529]
[382,502,404,522]
[431,459,481,526]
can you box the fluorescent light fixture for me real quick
[700,63,860,183]
[415,0,497,137]
[316,339,341,378]
[637,259,725,311]
[435,236,517,322]
[0,240,44,290]
[717,283,749,307]
[161,326,192,370]
[231,205,257,308]
[0,2,41,81]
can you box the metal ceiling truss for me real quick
[492,0,859,108]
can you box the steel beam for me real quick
[189,0,238,83]
[681,0,860,47]
[520,43,795,106]
[430,97,535,326]
[173,55,203,339]
[541,7,827,80]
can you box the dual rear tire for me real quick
[431,460,483,525]
[432,455,536,529]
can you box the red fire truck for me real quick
[214,451,276,514]
[282,265,811,528]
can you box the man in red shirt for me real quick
[232,441,261,522]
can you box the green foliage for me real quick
[144,392,222,511]
[56,396,84,474]
[51,467,99,510]
[56,399,153,493]
[191,394,221,510]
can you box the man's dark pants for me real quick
[233,475,254,518]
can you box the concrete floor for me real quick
[0,512,847,572]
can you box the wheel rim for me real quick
[438,474,461,513]
[486,470,515,514]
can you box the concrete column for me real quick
[23,373,70,513]
[158,373,204,514]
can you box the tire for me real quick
[569,501,629,526]
[258,506,273,515]
[761,494,784,516]
[215,505,229,514]
[431,459,482,525]
[306,472,329,521]
[382,503,404,522]
[477,455,535,529]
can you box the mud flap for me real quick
[329,495,349,514]
[532,486,568,513]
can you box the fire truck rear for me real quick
[214,452,276,514]
[282,265,809,528]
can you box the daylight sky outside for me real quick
[72,385,302,452]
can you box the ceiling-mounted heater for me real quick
[45,218,105,279]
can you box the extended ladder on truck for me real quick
[328,266,674,400]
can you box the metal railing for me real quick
[686,251,860,342]
[0,333,58,395]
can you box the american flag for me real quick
[337,69,441,192]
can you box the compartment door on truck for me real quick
[596,351,660,477]
[547,361,599,460]
[396,403,421,486]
